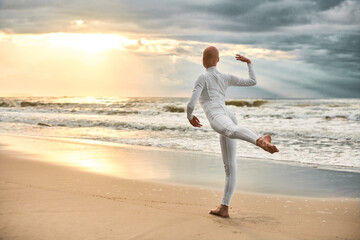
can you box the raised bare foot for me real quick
[209,204,230,218]
[256,134,279,154]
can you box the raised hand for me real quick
[189,115,202,128]
[235,54,251,64]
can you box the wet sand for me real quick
[0,134,359,239]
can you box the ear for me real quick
[217,57,220,62]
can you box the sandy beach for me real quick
[0,134,359,240]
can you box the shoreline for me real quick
[1,132,360,198]
[0,138,359,239]
[2,132,359,174]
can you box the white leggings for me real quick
[206,104,261,206]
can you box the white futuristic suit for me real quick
[186,63,261,206]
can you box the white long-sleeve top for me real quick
[186,63,256,121]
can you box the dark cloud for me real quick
[189,0,314,32]
[313,0,346,10]
[262,33,360,97]
[0,0,356,34]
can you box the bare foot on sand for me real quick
[209,204,230,218]
[256,134,279,154]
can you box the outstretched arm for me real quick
[186,75,204,127]
[228,54,256,86]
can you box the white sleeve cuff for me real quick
[187,114,193,121]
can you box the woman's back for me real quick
[199,67,228,105]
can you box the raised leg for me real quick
[210,114,278,153]
[210,114,260,145]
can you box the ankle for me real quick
[220,204,229,209]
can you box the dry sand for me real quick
[0,136,359,240]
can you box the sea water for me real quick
[1,96,359,171]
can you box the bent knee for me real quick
[211,119,238,138]
[223,127,237,139]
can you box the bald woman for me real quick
[186,46,279,218]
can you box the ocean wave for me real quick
[98,110,139,115]
[1,96,360,170]
[324,115,348,120]
[0,101,12,107]
[20,101,46,107]
[11,118,199,132]
[0,100,144,109]
[225,100,268,107]
[163,105,185,113]
[91,121,198,132]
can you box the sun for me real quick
[0,31,139,54]
[46,33,138,53]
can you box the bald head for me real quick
[203,46,219,68]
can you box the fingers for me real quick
[235,54,250,63]
[191,121,202,127]
[190,116,202,127]
[194,116,200,123]
[194,119,202,127]
[235,55,246,60]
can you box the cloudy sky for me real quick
[0,0,359,98]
